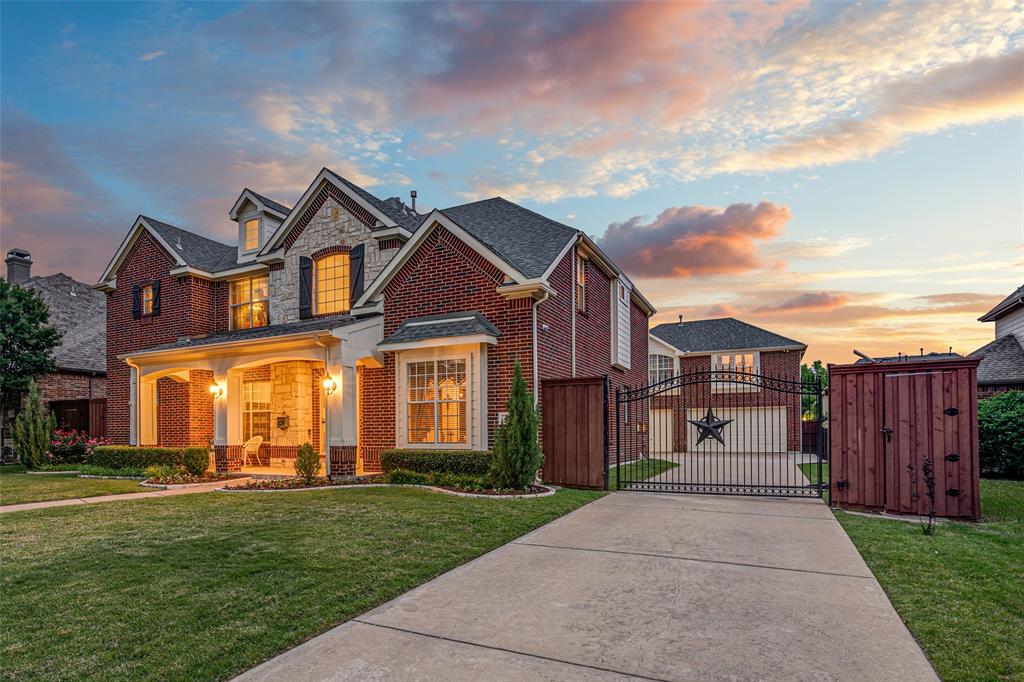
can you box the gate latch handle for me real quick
[881,426,893,441]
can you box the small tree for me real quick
[12,380,55,469]
[294,442,321,482]
[0,279,60,414]
[489,360,542,490]
[801,360,828,418]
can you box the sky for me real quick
[1,0,1022,364]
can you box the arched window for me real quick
[648,354,674,384]
[315,252,350,315]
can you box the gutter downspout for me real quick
[531,290,552,403]
[571,244,577,377]
[314,336,331,478]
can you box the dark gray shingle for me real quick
[325,169,423,232]
[247,190,291,217]
[651,318,805,354]
[21,273,106,373]
[134,315,364,355]
[971,335,1024,384]
[979,284,1023,322]
[440,198,577,279]
[380,311,500,346]
[143,216,240,274]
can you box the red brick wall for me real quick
[37,371,106,403]
[106,230,227,443]
[154,370,213,447]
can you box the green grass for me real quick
[0,465,145,505]
[798,461,829,503]
[835,478,1024,681]
[609,458,678,490]
[0,486,603,680]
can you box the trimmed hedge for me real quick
[979,391,1024,479]
[89,446,188,471]
[379,449,492,476]
[182,447,210,476]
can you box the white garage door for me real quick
[686,407,787,454]
[649,408,673,454]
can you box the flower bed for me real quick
[143,472,242,486]
[225,477,344,491]
[220,475,555,498]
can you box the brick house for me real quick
[970,284,1024,398]
[647,318,806,455]
[95,168,653,475]
[3,249,107,440]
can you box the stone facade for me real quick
[269,195,399,325]
[268,361,314,447]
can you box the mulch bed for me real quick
[144,473,244,486]
[227,477,343,491]
[224,476,553,497]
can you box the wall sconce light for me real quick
[209,383,224,400]
[322,376,337,395]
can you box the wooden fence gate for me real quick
[541,376,608,490]
[829,357,980,519]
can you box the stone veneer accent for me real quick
[269,194,392,325]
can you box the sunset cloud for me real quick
[598,201,791,278]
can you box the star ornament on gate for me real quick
[688,406,733,446]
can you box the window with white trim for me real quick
[244,219,260,251]
[575,254,587,312]
[407,359,467,444]
[649,354,674,384]
[242,381,271,441]
[315,252,350,315]
[230,275,269,329]
[713,352,759,374]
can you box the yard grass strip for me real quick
[0,485,602,681]
[609,458,678,490]
[0,465,145,506]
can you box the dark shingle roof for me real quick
[325,169,423,232]
[979,284,1024,322]
[143,216,240,274]
[380,311,500,347]
[248,190,291,217]
[970,335,1024,384]
[651,318,805,354]
[21,273,106,373]
[440,197,577,279]
[854,352,963,364]
[133,315,364,355]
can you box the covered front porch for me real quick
[121,316,383,477]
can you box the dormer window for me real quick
[244,219,260,252]
[315,253,350,315]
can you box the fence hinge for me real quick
[944,453,960,462]
[946,488,961,497]
[943,407,960,416]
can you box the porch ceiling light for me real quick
[322,376,337,395]
[209,383,224,399]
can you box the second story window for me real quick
[141,283,154,315]
[231,275,269,329]
[315,253,350,315]
[575,254,587,312]
[714,352,758,374]
[244,219,260,252]
[649,354,674,384]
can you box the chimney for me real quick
[5,249,31,284]
[410,190,417,212]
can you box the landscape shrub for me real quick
[182,447,211,477]
[430,471,490,491]
[294,442,320,482]
[489,360,542,490]
[47,429,102,464]
[379,449,492,475]
[145,464,180,480]
[979,392,1024,479]
[90,446,183,471]
[12,380,54,469]
[383,469,430,485]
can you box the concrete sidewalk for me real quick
[0,482,222,514]
[236,492,937,681]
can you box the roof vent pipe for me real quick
[410,190,417,212]
[678,314,684,324]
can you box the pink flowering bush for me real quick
[47,429,105,464]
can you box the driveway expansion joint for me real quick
[511,540,876,580]
[352,619,674,682]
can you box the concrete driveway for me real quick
[236,492,937,681]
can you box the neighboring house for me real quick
[95,168,653,475]
[970,284,1024,398]
[647,317,806,455]
[3,249,107,437]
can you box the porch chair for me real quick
[242,436,264,468]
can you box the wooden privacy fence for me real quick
[541,376,608,490]
[829,357,980,519]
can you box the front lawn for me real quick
[609,457,678,490]
[0,465,144,506]
[836,478,1024,681]
[0,486,602,680]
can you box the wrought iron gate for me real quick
[614,369,827,497]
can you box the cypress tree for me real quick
[12,380,55,469]
[489,360,542,489]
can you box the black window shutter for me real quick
[132,284,141,319]
[349,244,364,307]
[151,280,161,316]
[299,256,313,319]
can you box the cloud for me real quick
[139,50,167,62]
[597,201,791,278]
[753,291,851,314]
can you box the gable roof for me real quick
[326,170,421,232]
[21,273,106,373]
[979,284,1024,322]
[229,188,291,220]
[650,318,805,354]
[247,190,291,217]
[143,217,239,273]
[440,197,577,280]
[970,335,1024,385]
[379,311,500,348]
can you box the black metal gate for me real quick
[614,369,827,497]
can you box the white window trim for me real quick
[229,275,270,330]
[712,351,761,393]
[648,353,674,385]
[314,251,352,316]
[241,380,272,441]
[243,217,262,253]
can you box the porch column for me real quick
[212,374,228,446]
[129,366,138,445]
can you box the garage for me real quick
[685,406,787,454]
[649,408,673,454]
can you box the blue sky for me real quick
[1,1,1022,361]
